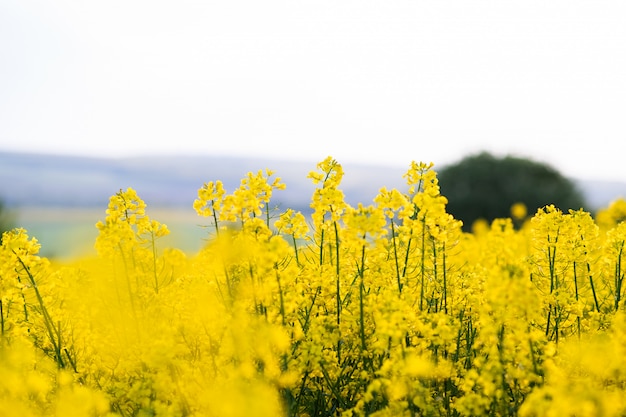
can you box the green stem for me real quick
[64,348,78,373]
[588,263,600,312]
[548,244,557,294]
[151,231,159,293]
[390,219,402,294]
[276,269,286,326]
[15,274,29,321]
[573,261,580,338]
[301,287,320,334]
[402,229,413,283]
[319,227,325,266]
[545,308,552,338]
[291,234,301,267]
[359,238,367,353]
[442,242,448,315]
[546,237,557,339]
[432,239,438,313]
[615,242,624,310]
[333,220,341,364]
[212,205,220,237]
[14,253,66,368]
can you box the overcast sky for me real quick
[1,1,625,182]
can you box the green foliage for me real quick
[437,152,587,231]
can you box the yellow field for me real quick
[2,157,626,416]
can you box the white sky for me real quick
[1,1,625,181]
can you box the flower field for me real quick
[2,157,626,417]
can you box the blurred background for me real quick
[1,1,625,258]
[1,151,624,260]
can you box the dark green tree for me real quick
[436,152,587,232]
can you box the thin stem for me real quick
[390,219,402,294]
[588,263,600,312]
[333,220,341,364]
[212,205,220,237]
[615,242,624,310]
[432,239,438,312]
[442,242,448,315]
[359,237,367,353]
[15,274,29,321]
[276,269,286,326]
[402,229,413,282]
[420,216,426,311]
[291,234,301,267]
[319,228,325,266]
[546,236,557,339]
[573,261,580,338]
[14,253,66,368]
[151,231,159,293]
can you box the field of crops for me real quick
[2,157,626,417]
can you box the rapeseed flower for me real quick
[6,157,626,416]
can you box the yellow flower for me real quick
[374,187,412,220]
[275,208,309,239]
[217,170,285,225]
[343,203,387,245]
[308,157,348,227]
[510,201,528,221]
[596,197,626,230]
[95,188,169,256]
[194,180,226,217]
[403,161,435,195]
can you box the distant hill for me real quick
[0,151,409,214]
[1,151,625,213]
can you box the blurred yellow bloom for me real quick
[511,201,528,220]
[596,197,626,230]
